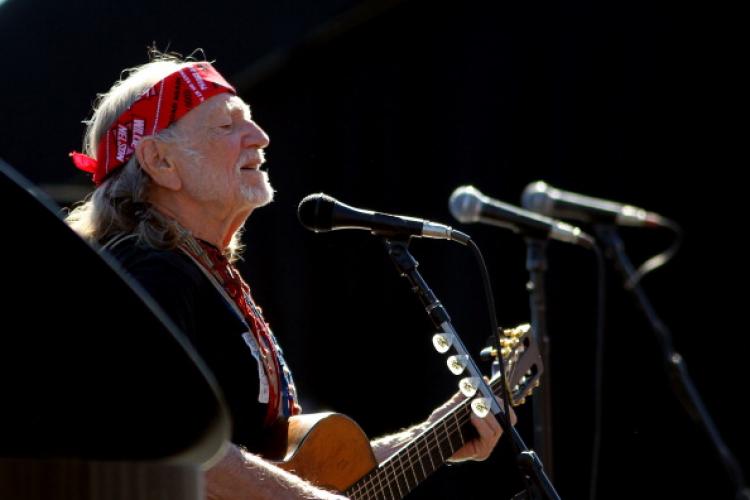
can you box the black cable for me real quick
[466,240,514,428]
[596,225,750,500]
[625,217,683,290]
[588,243,607,500]
[465,238,531,495]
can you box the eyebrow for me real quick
[226,99,252,117]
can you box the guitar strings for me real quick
[351,375,519,499]
[351,383,507,498]
[348,407,481,500]
[351,419,470,500]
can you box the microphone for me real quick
[449,185,594,248]
[298,193,471,244]
[522,181,668,227]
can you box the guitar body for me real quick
[261,412,377,493]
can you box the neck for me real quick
[149,190,252,251]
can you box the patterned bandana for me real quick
[180,237,301,426]
[70,62,236,186]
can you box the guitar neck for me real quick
[346,378,502,500]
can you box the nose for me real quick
[243,120,270,149]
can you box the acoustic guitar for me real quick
[260,324,543,499]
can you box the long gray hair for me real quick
[64,52,245,261]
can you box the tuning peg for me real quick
[479,347,497,361]
[502,323,531,339]
[499,337,515,348]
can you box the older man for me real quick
[66,53,508,499]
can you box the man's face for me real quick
[169,93,272,214]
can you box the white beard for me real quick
[240,170,275,208]
[179,151,274,210]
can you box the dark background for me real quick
[1,0,745,498]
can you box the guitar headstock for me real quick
[486,324,544,406]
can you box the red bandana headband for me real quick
[70,62,236,186]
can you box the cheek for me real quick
[192,132,239,158]
[182,135,243,192]
[208,134,242,162]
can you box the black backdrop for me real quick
[1,0,745,498]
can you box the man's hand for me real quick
[426,389,517,463]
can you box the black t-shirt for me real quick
[103,235,272,453]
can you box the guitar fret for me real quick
[415,438,429,479]
[349,414,473,500]
[429,442,444,469]
[385,479,404,500]
[432,426,445,461]
[355,478,367,500]
[422,432,437,471]
[398,452,413,493]
[442,418,456,456]
[401,451,414,489]
[395,457,411,498]
[406,448,424,488]
[438,422,454,459]
[387,459,404,499]
[409,433,430,482]
[403,441,422,486]
[374,467,390,500]
[453,411,466,446]
[365,469,380,500]
[358,474,372,499]
[448,413,466,453]
[348,377,504,500]
[392,472,405,499]
[385,468,397,500]
[362,465,379,499]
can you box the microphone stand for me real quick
[383,237,561,500]
[525,238,555,480]
[595,226,750,500]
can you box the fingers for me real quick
[434,377,517,463]
[428,389,471,423]
[468,410,503,461]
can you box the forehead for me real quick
[181,93,251,124]
[204,94,251,116]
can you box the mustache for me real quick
[236,149,267,168]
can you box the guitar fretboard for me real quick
[346,378,502,500]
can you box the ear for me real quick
[135,137,182,191]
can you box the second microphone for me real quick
[449,186,595,248]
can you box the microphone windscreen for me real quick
[297,193,336,232]
[449,185,483,223]
[521,181,552,215]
